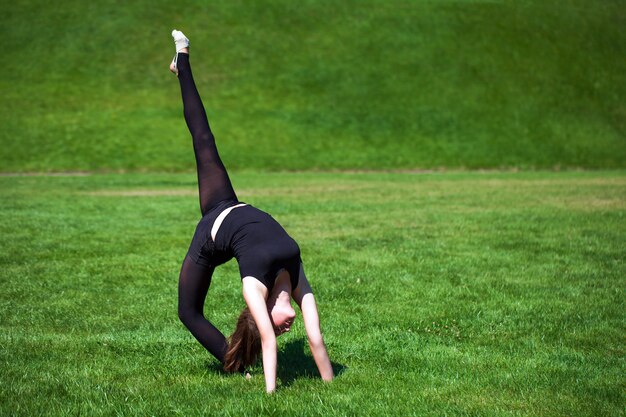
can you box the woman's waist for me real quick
[195,199,241,242]
[212,202,278,247]
[211,202,249,241]
[215,205,288,246]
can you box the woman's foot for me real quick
[170,29,190,75]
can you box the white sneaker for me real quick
[171,29,190,73]
[172,29,190,53]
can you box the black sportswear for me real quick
[175,53,301,364]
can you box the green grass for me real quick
[1,171,624,416]
[1,0,625,172]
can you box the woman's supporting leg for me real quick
[178,256,228,363]
[176,53,237,215]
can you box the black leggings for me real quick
[175,53,235,364]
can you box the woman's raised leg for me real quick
[172,31,233,364]
[175,46,237,215]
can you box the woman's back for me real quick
[215,205,301,290]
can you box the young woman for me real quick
[170,30,334,392]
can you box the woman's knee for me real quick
[178,304,203,326]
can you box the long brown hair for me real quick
[223,307,262,372]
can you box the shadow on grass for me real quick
[204,338,345,386]
[277,338,345,387]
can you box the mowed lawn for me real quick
[2,0,625,172]
[0,171,624,416]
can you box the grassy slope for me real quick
[0,0,625,172]
[1,171,624,415]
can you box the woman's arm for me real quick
[292,267,334,381]
[242,277,277,393]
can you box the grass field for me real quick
[1,171,624,416]
[1,0,624,414]
[1,0,625,172]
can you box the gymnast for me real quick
[170,30,334,393]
